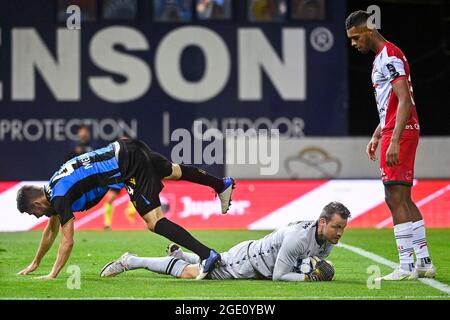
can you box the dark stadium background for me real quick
[0,0,448,180]
[347,0,449,136]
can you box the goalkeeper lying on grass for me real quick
[101,202,350,282]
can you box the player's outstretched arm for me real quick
[36,217,74,279]
[17,215,60,276]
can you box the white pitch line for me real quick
[376,184,450,229]
[74,195,130,229]
[338,242,450,295]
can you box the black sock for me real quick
[154,218,211,260]
[179,164,224,193]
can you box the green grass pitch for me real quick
[0,229,449,300]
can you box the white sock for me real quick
[412,220,431,261]
[172,249,201,264]
[394,222,414,270]
[126,256,188,278]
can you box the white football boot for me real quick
[100,252,137,277]
[218,177,235,214]
[415,260,436,278]
[375,266,418,281]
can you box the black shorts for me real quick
[117,139,173,216]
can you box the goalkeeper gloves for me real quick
[306,260,335,282]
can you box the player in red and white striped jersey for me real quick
[346,10,435,281]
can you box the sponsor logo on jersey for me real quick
[386,63,400,79]
[405,124,420,130]
[125,185,135,196]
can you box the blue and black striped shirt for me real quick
[44,142,124,225]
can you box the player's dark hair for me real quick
[320,202,351,222]
[16,185,44,213]
[345,10,371,29]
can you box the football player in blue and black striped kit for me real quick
[16,139,235,280]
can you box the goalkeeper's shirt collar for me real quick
[314,221,325,246]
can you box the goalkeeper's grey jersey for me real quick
[246,220,333,280]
